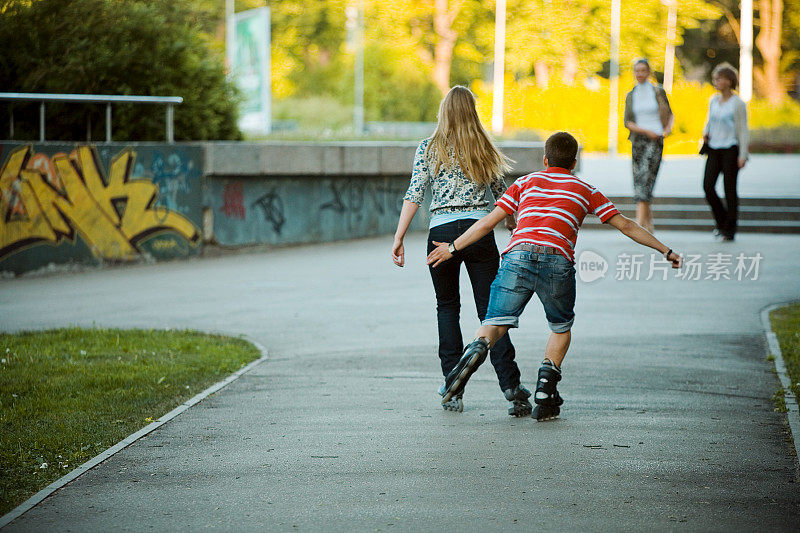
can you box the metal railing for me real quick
[0,93,183,143]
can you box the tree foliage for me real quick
[0,0,241,141]
[265,0,725,123]
[2,0,797,141]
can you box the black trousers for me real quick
[427,219,520,392]
[703,145,740,238]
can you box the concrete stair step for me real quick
[583,217,800,233]
[608,196,800,207]
[610,205,800,221]
[585,196,800,233]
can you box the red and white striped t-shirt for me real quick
[496,167,620,262]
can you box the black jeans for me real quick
[427,218,520,392]
[703,146,740,238]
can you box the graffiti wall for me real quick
[0,143,203,274]
[207,176,429,247]
[1,141,533,275]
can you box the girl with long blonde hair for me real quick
[391,86,531,415]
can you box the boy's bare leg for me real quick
[475,325,510,347]
[441,325,510,403]
[544,330,571,367]
[475,326,570,367]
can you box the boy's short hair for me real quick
[545,132,578,168]
[712,62,738,90]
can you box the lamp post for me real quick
[740,0,753,101]
[608,0,621,154]
[347,1,365,135]
[491,0,506,135]
[663,0,677,93]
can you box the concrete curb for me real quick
[760,302,800,478]
[0,335,269,530]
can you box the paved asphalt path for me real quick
[2,228,800,531]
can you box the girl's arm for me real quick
[392,200,420,267]
[658,87,674,136]
[702,96,714,141]
[735,99,749,167]
[393,140,430,267]
[625,121,660,139]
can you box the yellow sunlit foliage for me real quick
[271,45,297,99]
[749,99,800,129]
[474,73,800,154]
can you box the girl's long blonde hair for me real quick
[426,86,512,186]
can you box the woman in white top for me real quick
[623,58,674,233]
[702,63,749,241]
[391,86,531,416]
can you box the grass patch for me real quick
[773,388,788,413]
[770,303,800,403]
[0,328,260,516]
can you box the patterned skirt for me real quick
[631,134,664,203]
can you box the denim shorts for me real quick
[483,251,576,333]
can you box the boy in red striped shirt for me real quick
[428,131,682,420]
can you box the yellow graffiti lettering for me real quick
[0,145,200,261]
[52,155,139,260]
[0,147,59,254]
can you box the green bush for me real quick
[0,0,241,141]
[272,95,354,134]
[362,43,440,122]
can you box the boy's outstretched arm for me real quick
[426,207,509,267]
[606,214,683,268]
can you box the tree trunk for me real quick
[754,0,785,103]
[562,48,578,85]
[433,0,458,95]
[534,60,549,88]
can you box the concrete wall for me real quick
[206,176,415,247]
[202,141,545,247]
[0,141,546,274]
[203,141,545,177]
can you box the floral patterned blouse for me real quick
[403,138,508,215]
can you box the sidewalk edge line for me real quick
[0,335,269,530]
[760,302,800,480]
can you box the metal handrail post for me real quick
[39,102,45,142]
[166,104,174,143]
[105,103,112,143]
